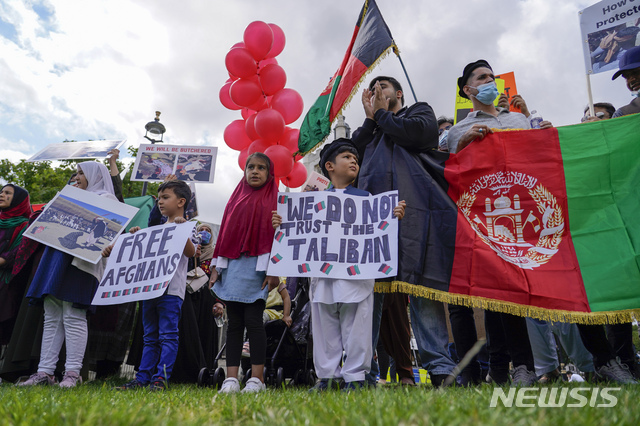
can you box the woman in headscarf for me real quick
[0,184,32,344]
[20,162,117,388]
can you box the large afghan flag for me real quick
[297,0,397,155]
[383,114,640,324]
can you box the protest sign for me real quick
[580,0,640,75]
[131,144,218,183]
[27,140,125,162]
[454,73,518,124]
[267,190,399,279]
[24,185,139,263]
[302,171,331,192]
[91,221,196,305]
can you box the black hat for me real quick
[318,138,358,178]
[612,46,640,80]
[457,59,493,99]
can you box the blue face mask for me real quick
[198,230,212,245]
[438,130,449,151]
[471,81,499,105]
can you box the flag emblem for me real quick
[314,201,326,213]
[378,264,393,275]
[275,231,284,242]
[142,285,152,293]
[298,263,311,273]
[133,287,141,294]
[347,265,361,276]
[101,292,110,298]
[153,283,161,290]
[378,221,389,231]
[320,262,333,274]
[278,195,288,204]
[271,254,283,264]
[123,289,131,296]
[112,290,121,297]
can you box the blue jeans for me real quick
[137,294,183,384]
[408,295,456,376]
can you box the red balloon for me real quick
[258,57,278,71]
[225,47,258,79]
[230,42,245,49]
[223,120,252,151]
[254,109,285,142]
[245,114,260,141]
[243,21,273,61]
[265,145,294,178]
[259,64,287,96]
[247,139,273,155]
[241,107,256,120]
[238,147,249,171]
[248,95,269,111]
[278,127,299,154]
[281,162,307,188]
[271,88,304,124]
[229,78,262,107]
[266,23,286,58]
[219,82,241,111]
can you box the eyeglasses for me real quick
[438,125,452,135]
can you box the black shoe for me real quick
[430,374,450,388]
[115,378,148,390]
[342,381,365,392]
[149,376,167,391]
[486,368,510,385]
[309,378,342,392]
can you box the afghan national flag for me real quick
[390,114,640,324]
[378,221,389,231]
[162,281,169,288]
[101,292,110,299]
[298,263,311,273]
[153,283,161,291]
[271,253,283,264]
[347,265,361,276]
[112,290,121,297]
[142,285,152,293]
[378,264,392,275]
[298,0,397,155]
[321,262,333,274]
[278,195,288,204]
[132,287,141,294]
[274,232,285,242]
[314,201,326,213]
[123,288,131,296]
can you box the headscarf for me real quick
[212,155,278,259]
[77,161,117,200]
[0,184,32,282]
[197,223,215,262]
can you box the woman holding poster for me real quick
[19,162,118,388]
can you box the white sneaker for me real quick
[219,377,240,394]
[59,371,82,388]
[242,377,266,393]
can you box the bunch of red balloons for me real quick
[220,21,307,188]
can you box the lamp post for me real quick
[141,111,166,196]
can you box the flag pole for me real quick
[586,73,595,117]
[394,48,418,103]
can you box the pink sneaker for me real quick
[18,372,56,386]
[59,371,82,388]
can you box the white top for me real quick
[212,252,270,271]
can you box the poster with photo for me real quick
[27,140,126,162]
[131,144,218,183]
[24,185,139,263]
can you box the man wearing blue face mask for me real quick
[447,60,552,154]
[611,46,640,117]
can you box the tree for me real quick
[0,145,160,204]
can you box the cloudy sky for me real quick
[0,0,632,224]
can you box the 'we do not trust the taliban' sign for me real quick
[267,191,399,280]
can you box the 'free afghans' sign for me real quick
[91,222,196,305]
[267,191,399,279]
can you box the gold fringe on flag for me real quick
[374,280,639,325]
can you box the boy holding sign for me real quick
[273,138,405,391]
[109,180,196,391]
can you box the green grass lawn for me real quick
[1,380,639,425]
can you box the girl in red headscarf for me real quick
[209,152,279,394]
[0,184,32,344]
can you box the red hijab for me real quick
[213,154,278,259]
[0,184,32,249]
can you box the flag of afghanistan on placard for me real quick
[401,114,640,324]
[298,0,397,155]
